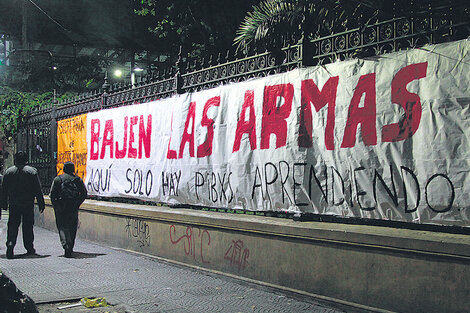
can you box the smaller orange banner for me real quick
[56,114,87,180]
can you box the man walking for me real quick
[1,151,45,259]
[49,161,87,257]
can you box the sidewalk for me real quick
[0,217,351,313]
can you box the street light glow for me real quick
[114,69,122,77]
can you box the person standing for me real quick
[49,161,87,257]
[1,151,45,259]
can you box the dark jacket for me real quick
[1,165,45,211]
[50,173,87,209]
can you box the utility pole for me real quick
[21,0,30,61]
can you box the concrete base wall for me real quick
[36,198,470,313]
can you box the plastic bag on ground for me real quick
[80,297,108,307]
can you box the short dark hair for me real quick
[63,162,75,174]
[14,151,28,165]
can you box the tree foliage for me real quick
[233,0,380,52]
[234,0,303,52]
[134,0,254,58]
[0,86,51,141]
[4,53,104,94]
[53,56,105,92]
[0,54,101,142]
[0,85,75,142]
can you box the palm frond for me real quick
[234,0,375,52]
[233,0,303,52]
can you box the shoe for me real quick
[6,246,14,259]
[64,249,73,258]
[26,249,36,256]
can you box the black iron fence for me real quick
[19,4,470,208]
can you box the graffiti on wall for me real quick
[169,225,211,264]
[125,217,151,248]
[224,239,250,271]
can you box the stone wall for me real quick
[37,198,470,313]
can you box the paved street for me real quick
[0,215,352,313]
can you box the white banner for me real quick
[86,40,470,227]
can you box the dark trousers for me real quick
[7,205,35,252]
[53,205,78,251]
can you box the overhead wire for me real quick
[28,0,70,33]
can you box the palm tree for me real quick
[233,0,381,54]
[233,0,303,53]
